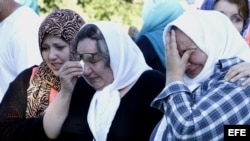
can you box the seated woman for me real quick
[150,10,250,140]
[0,9,93,141]
[42,21,166,140]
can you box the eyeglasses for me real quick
[73,52,102,63]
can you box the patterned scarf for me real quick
[26,9,85,118]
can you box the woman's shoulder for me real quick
[141,69,165,79]
[135,35,153,49]
[129,70,165,100]
[4,65,39,101]
[14,65,39,81]
[137,70,165,87]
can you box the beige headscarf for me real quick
[163,10,250,91]
[84,21,151,141]
[26,9,85,118]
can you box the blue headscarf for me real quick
[15,0,39,14]
[200,0,250,37]
[135,0,184,69]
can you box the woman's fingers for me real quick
[58,61,83,93]
[224,62,250,86]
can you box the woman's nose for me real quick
[186,62,192,68]
[82,63,92,75]
[48,48,57,59]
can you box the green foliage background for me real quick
[38,0,195,31]
[38,0,143,31]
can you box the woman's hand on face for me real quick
[224,62,250,86]
[58,61,83,93]
[165,30,193,84]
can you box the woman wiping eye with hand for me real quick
[150,10,250,141]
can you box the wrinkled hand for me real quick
[165,30,194,84]
[58,61,83,93]
[224,62,250,86]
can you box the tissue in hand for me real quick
[79,60,85,70]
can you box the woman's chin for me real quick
[53,70,59,76]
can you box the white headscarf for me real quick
[163,10,250,91]
[85,21,151,141]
